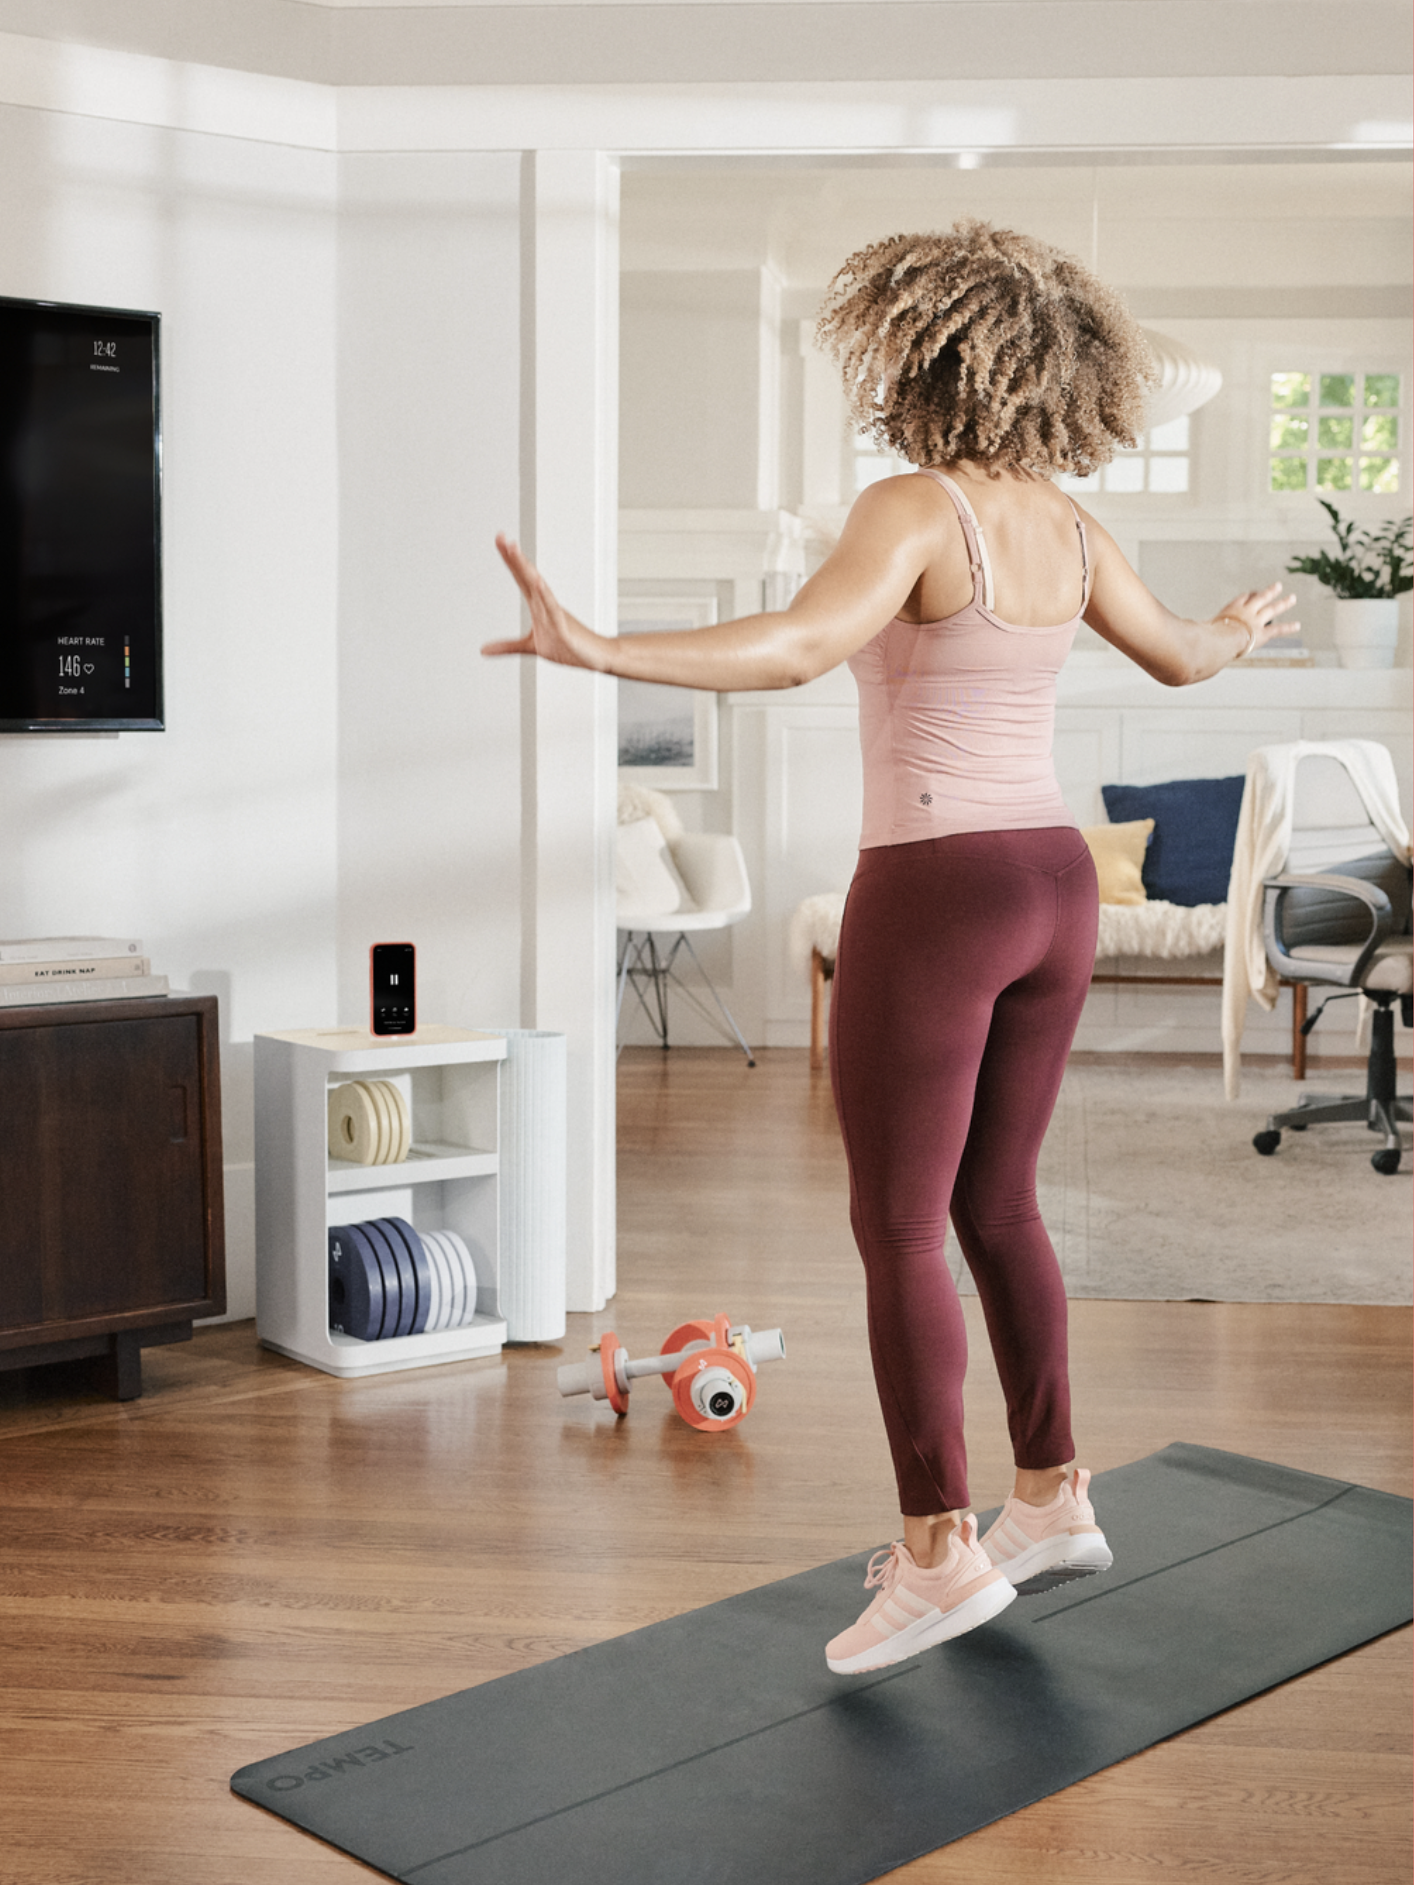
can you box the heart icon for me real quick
[83,664,94,673]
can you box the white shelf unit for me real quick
[254,1025,509,1378]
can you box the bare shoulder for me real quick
[1067,500,1125,560]
[840,471,958,548]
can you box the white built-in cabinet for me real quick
[254,1025,509,1378]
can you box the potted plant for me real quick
[1286,501,1412,669]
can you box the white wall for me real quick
[0,97,340,1319]
[620,268,780,509]
[335,150,524,1039]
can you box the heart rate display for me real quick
[0,297,162,731]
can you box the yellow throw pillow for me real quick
[1081,818,1154,906]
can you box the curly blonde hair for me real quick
[814,220,1155,478]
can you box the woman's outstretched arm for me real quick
[1079,510,1300,685]
[483,476,952,691]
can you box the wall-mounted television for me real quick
[0,295,162,731]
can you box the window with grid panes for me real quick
[1056,417,1191,496]
[1269,372,1401,495]
[857,420,1192,498]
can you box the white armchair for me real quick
[616,786,754,1064]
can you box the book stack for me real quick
[0,937,169,1008]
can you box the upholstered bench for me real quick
[791,775,1310,1075]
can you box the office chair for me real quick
[1251,751,1412,1173]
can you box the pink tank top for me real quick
[848,469,1089,849]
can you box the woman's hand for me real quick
[1083,517,1306,685]
[482,535,609,671]
[1212,581,1301,657]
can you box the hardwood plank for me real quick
[0,1046,1407,1885]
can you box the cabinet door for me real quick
[35,1013,211,1325]
[0,1028,46,1331]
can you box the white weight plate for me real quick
[421,1224,446,1331]
[328,1081,379,1165]
[436,1229,469,1330]
[435,1234,459,1332]
[429,1231,464,1331]
[377,1080,411,1164]
[357,1079,393,1165]
[431,1233,457,1332]
[442,1229,476,1328]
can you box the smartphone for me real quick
[370,943,416,1036]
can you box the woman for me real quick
[485,221,1297,1675]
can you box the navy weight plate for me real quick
[330,1223,386,1342]
[362,1218,415,1339]
[380,1218,431,1335]
[345,1221,396,1341]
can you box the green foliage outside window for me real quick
[1269,371,1401,494]
[1316,457,1352,491]
[1271,373,1310,408]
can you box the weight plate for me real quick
[328,1223,384,1341]
[344,1221,393,1339]
[357,1079,394,1165]
[428,1230,464,1330]
[328,1082,379,1165]
[362,1218,414,1337]
[381,1217,431,1335]
[443,1229,477,1328]
[416,1222,444,1332]
[434,1229,469,1330]
[379,1081,411,1164]
[429,1232,456,1332]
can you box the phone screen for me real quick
[370,943,416,1035]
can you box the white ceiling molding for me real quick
[0,27,1407,159]
[1141,328,1224,429]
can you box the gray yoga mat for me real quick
[232,1444,1412,1883]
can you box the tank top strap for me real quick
[1062,494,1092,610]
[916,468,993,611]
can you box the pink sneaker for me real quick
[979,1468,1113,1594]
[825,1517,1016,1674]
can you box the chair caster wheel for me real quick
[1253,1130,1281,1156]
[1371,1148,1401,1175]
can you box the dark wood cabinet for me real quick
[0,993,225,1398]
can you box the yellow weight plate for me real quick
[357,1079,393,1165]
[376,1080,411,1164]
[327,1081,379,1164]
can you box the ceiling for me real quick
[0,0,1407,88]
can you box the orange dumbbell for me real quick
[556,1313,786,1431]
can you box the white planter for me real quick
[1333,597,1399,670]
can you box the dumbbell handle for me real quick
[557,1326,785,1400]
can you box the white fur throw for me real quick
[789,893,847,978]
[789,890,1227,979]
[617,781,684,843]
[1095,899,1227,959]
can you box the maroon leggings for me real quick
[829,828,1099,1515]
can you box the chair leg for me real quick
[1292,982,1307,1081]
[810,949,827,1072]
[617,930,755,1065]
[673,933,755,1066]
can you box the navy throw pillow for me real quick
[1100,776,1246,906]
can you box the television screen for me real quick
[0,296,162,731]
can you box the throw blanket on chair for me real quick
[1222,740,1411,1099]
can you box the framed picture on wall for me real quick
[616,594,719,791]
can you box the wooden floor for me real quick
[1,1047,1409,1885]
